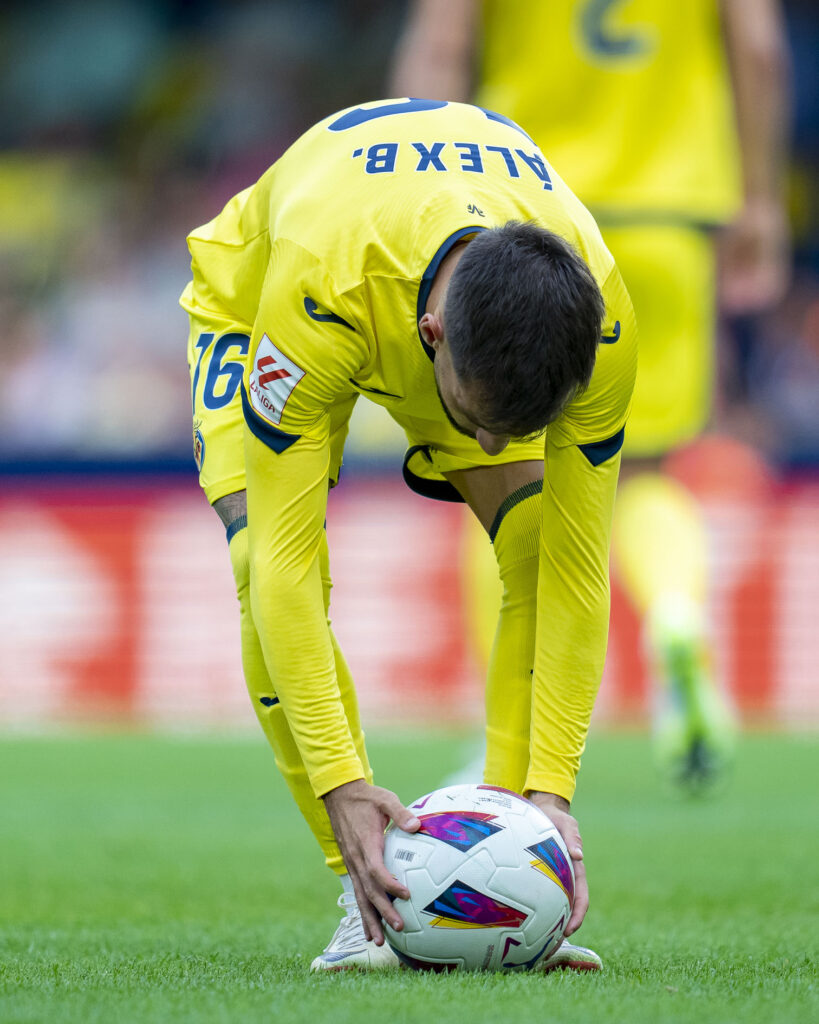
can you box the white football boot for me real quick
[309,893,399,971]
[538,939,603,973]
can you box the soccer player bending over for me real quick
[181,99,636,971]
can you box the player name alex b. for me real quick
[348,140,554,189]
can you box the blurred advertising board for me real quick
[1,456,817,729]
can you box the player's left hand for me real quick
[322,779,421,946]
[718,199,790,315]
[527,791,588,936]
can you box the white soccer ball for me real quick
[383,782,574,971]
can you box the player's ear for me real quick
[418,312,444,351]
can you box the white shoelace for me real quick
[323,893,367,953]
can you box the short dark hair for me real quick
[443,222,604,438]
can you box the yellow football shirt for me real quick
[182,99,637,801]
[478,0,742,224]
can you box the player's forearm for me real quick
[527,573,610,802]
[388,0,478,102]
[525,449,621,802]
[244,426,364,797]
[722,0,790,206]
[248,556,365,796]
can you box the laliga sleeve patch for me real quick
[248,333,306,425]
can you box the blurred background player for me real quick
[391,0,791,789]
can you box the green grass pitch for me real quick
[1,729,816,1023]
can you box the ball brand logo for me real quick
[477,784,529,803]
[422,880,528,930]
[256,355,292,389]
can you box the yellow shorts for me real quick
[187,308,251,504]
[600,223,715,458]
[187,306,544,506]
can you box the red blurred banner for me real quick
[1,467,817,728]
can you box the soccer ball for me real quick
[383,783,574,971]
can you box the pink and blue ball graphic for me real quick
[526,836,575,904]
[422,880,528,929]
[417,811,503,852]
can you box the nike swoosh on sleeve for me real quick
[600,321,621,343]
[304,297,355,331]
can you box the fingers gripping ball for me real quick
[383,783,573,972]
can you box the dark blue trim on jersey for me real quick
[304,297,355,331]
[350,380,404,399]
[477,106,535,145]
[402,445,464,503]
[416,225,489,361]
[327,99,448,131]
[600,321,621,343]
[578,426,625,466]
[241,382,301,454]
[225,514,247,544]
[259,696,280,708]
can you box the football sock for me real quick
[483,484,542,794]
[339,873,356,911]
[227,519,371,875]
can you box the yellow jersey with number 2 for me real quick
[479,0,742,224]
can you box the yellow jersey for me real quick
[478,0,742,224]
[181,99,637,801]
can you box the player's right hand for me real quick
[528,791,589,936]
[322,779,421,945]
